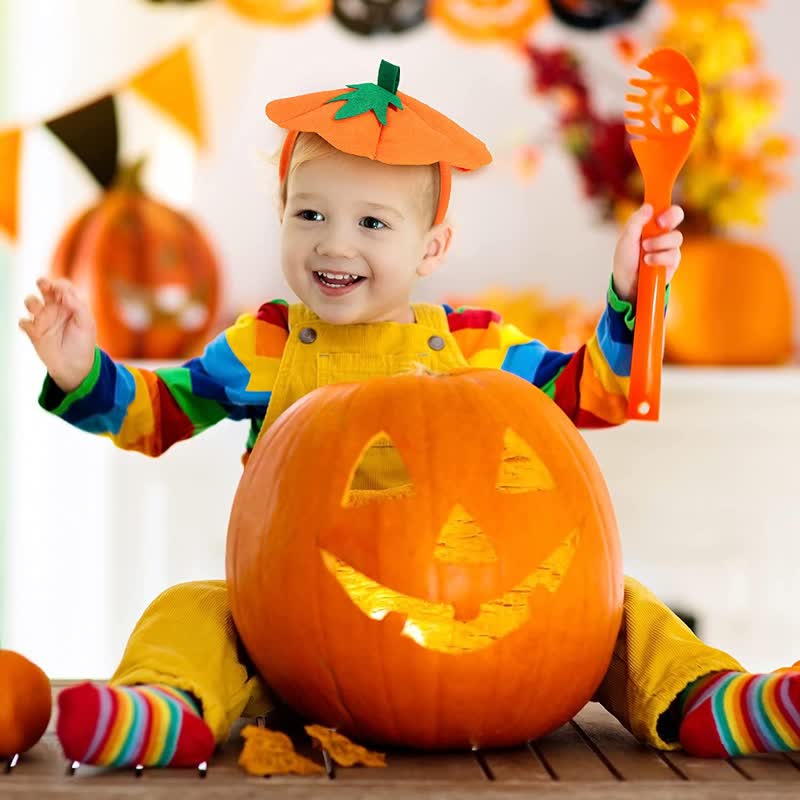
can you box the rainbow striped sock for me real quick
[57,682,215,768]
[678,669,800,757]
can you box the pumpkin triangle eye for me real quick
[343,431,414,507]
[434,504,498,564]
[497,428,555,493]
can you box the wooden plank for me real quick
[534,715,619,782]
[660,750,748,782]
[729,753,800,782]
[5,778,800,798]
[572,703,681,782]
[339,749,485,782]
[482,743,552,782]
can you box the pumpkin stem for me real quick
[115,158,147,192]
[377,60,400,95]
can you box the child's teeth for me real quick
[320,272,359,280]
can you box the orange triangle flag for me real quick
[0,129,22,241]
[130,46,204,147]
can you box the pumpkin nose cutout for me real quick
[434,504,498,565]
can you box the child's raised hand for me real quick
[19,277,97,393]
[612,203,684,305]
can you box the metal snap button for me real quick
[299,327,317,344]
[427,335,445,351]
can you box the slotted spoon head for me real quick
[624,48,700,167]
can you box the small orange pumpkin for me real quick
[51,161,221,360]
[0,650,52,758]
[665,236,794,365]
[227,368,623,749]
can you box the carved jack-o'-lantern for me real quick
[51,161,221,360]
[227,369,623,749]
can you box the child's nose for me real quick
[315,227,358,260]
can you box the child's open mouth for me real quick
[313,271,366,295]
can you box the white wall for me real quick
[3,0,800,679]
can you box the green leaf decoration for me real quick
[326,60,404,126]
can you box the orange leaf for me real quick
[305,725,387,768]
[239,725,325,776]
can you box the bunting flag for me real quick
[130,46,204,147]
[46,96,119,188]
[0,129,22,241]
[1,42,204,247]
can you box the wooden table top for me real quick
[3,684,800,798]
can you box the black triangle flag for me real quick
[46,95,119,188]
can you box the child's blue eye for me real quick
[298,210,324,222]
[360,216,386,230]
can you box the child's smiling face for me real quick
[280,146,451,325]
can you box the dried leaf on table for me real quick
[305,724,387,767]
[239,724,325,776]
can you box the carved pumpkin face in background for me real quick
[227,368,623,749]
[51,174,220,360]
[332,0,427,35]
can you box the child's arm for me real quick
[447,292,633,427]
[19,278,288,456]
[447,204,684,428]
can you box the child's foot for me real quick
[57,682,215,767]
[679,669,800,757]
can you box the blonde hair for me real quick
[276,132,441,227]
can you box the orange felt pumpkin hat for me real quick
[266,60,492,225]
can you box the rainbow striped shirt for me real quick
[39,280,639,458]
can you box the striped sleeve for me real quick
[446,278,654,428]
[38,300,290,456]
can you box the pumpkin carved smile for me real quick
[321,523,579,654]
[317,426,580,653]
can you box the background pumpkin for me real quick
[665,236,794,365]
[0,650,52,758]
[51,161,221,360]
[227,368,623,749]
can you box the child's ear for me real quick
[417,222,453,277]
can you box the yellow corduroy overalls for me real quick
[111,302,743,749]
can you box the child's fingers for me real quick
[58,281,92,326]
[18,317,34,337]
[37,276,73,304]
[644,249,681,269]
[24,294,44,317]
[622,203,654,240]
[657,205,685,231]
[642,230,683,252]
[36,276,58,302]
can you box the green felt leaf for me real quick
[326,59,403,126]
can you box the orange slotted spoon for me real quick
[624,48,700,421]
